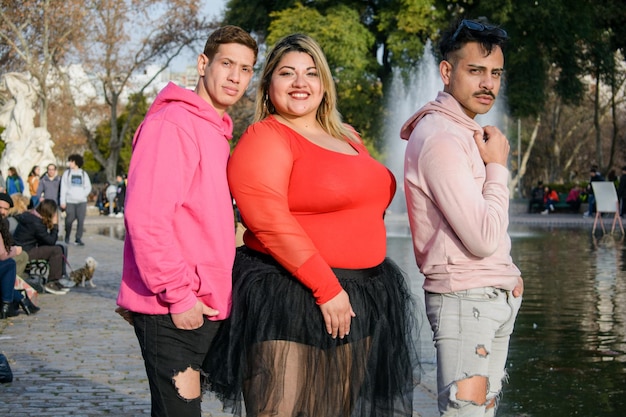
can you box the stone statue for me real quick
[0,72,56,196]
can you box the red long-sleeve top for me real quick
[228,116,396,304]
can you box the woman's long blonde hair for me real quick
[254,34,359,143]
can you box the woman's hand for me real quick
[319,289,356,339]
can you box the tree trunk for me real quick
[509,115,541,196]
[594,71,603,167]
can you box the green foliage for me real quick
[266,4,385,150]
[222,0,626,181]
[382,0,444,76]
[224,0,284,34]
[222,0,442,153]
[266,5,374,70]
[442,0,600,117]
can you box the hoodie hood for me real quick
[400,91,482,140]
[136,82,234,146]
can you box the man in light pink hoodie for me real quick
[402,18,524,417]
[115,26,257,417]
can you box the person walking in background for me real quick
[584,165,604,218]
[5,167,24,195]
[607,168,618,185]
[115,26,258,417]
[59,154,92,246]
[36,164,61,204]
[105,181,118,217]
[114,174,126,217]
[527,180,544,213]
[204,34,421,417]
[617,166,626,217]
[401,18,523,416]
[27,165,41,208]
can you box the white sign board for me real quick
[591,181,618,213]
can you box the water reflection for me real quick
[507,229,625,416]
[389,227,626,417]
[90,224,126,241]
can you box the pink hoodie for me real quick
[117,82,235,319]
[401,91,520,293]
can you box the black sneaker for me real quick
[44,282,70,295]
[75,239,85,246]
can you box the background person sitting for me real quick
[4,193,29,278]
[566,184,583,213]
[0,193,38,318]
[541,186,559,215]
[12,199,73,294]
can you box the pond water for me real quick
[98,224,626,416]
[388,226,626,417]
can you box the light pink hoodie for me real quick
[117,82,235,319]
[401,91,520,294]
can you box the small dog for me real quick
[70,257,98,287]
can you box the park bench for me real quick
[528,192,576,213]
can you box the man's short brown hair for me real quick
[203,25,258,64]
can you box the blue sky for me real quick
[169,0,227,71]
[206,0,226,18]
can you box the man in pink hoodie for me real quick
[401,18,524,416]
[115,26,257,417]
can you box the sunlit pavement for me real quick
[0,210,439,417]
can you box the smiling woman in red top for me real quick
[205,34,422,417]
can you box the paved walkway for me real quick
[1,207,621,416]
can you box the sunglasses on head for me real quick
[451,19,507,42]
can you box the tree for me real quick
[224,0,442,81]
[1,0,216,182]
[0,0,86,130]
[85,92,148,176]
[222,1,444,153]
[60,0,215,182]
[440,0,626,190]
[265,4,384,151]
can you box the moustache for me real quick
[475,90,496,99]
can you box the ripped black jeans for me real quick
[133,313,221,417]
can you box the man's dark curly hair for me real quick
[439,17,508,62]
[68,153,84,168]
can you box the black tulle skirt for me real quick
[204,247,422,417]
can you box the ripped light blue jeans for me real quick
[426,287,522,416]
